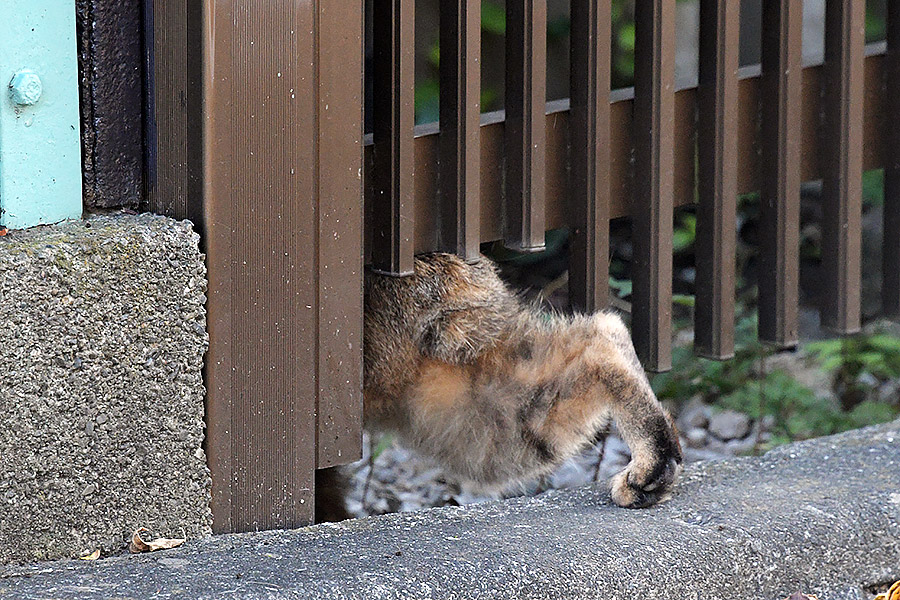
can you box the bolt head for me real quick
[9,70,43,106]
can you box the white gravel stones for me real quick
[708,409,752,441]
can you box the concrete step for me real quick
[3,420,898,600]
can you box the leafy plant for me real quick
[651,312,763,404]
[412,0,645,121]
[866,1,887,43]
[807,332,900,410]
[609,277,632,299]
[613,21,635,85]
[415,79,440,124]
[862,169,884,208]
[718,370,897,446]
[672,213,696,253]
[481,0,505,35]
[652,309,900,451]
[808,334,900,380]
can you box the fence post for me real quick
[149,0,364,532]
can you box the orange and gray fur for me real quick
[318,252,682,520]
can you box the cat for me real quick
[316,252,682,521]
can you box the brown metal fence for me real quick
[148,0,899,531]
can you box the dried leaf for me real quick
[0,228,7,237]
[784,593,819,600]
[128,528,150,553]
[79,549,100,560]
[874,580,900,600]
[128,527,185,553]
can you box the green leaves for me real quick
[672,294,695,308]
[866,7,886,43]
[481,0,505,35]
[718,371,831,444]
[414,79,440,125]
[672,213,696,253]
[609,277,632,299]
[617,22,635,53]
[372,434,395,460]
[807,332,900,382]
[862,168,884,207]
[653,311,900,451]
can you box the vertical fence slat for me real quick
[202,0,363,531]
[694,0,740,359]
[632,0,675,371]
[212,0,320,532]
[148,0,203,227]
[569,0,611,313]
[758,0,802,347]
[504,0,547,251]
[439,0,481,258]
[202,0,237,534]
[372,0,415,275]
[820,0,864,333]
[316,2,365,470]
[148,0,186,218]
[883,2,900,318]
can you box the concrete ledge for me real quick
[2,422,898,599]
[0,214,211,564]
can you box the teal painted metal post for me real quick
[0,2,82,230]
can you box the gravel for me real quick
[708,409,753,441]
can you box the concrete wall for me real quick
[0,214,211,564]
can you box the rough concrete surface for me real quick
[75,0,144,209]
[2,422,898,600]
[0,214,212,564]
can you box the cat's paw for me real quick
[610,448,681,508]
